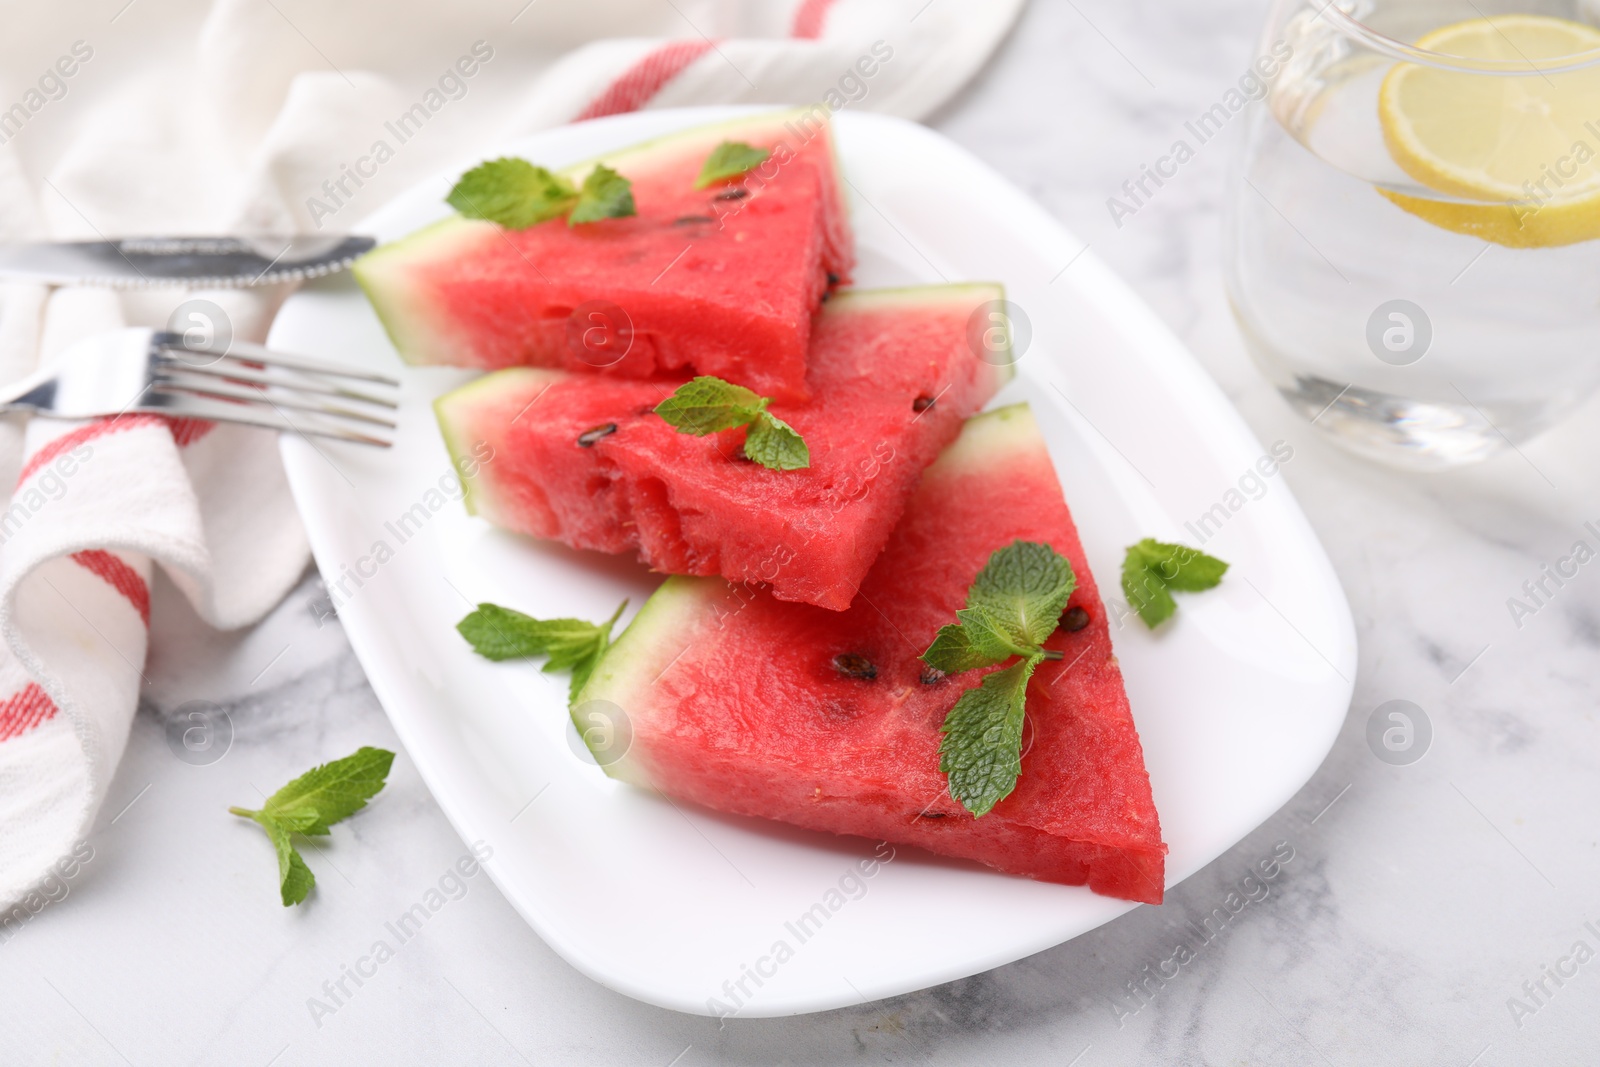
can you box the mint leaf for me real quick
[446,158,635,228]
[1122,539,1228,628]
[920,541,1075,675]
[569,164,636,224]
[447,158,577,230]
[921,541,1077,817]
[742,412,810,470]
[939,655,1042,817]
[457,604,603,661]
[229,747,395,906]
[925,610,1041,673]
[695,141,771,189]
[653,376,810,471]
[1123,552,1178,628]
[956,605,1039,661]
[1132,539,1229,591]
[654,376,767,434]
[256,815,316,906]
[559,601,627,701]
[458,600,627,704]
[966,540,1077,648]
[923,623,1000,674]
[251,747,394,835]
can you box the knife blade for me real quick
[0,235,377,288]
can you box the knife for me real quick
[0,235,376,288]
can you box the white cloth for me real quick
[0,0,1024,910]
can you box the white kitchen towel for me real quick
[0,0,1024,911]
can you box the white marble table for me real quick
[8,2,1600,1063]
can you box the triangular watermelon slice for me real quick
[576,404,1168,904]
[435,284,1012,611]
[355,109,852,401]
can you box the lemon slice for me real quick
[1378,15,1600,247]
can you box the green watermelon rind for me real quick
[355,108,851,367]
[572,401,1041,782]
[572,574,721,788]
[919,398,1037,473]
[355,217,498,368]
[433,366,569,521]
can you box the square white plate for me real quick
[270,107,1356,1018]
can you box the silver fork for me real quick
[0,328,398,447]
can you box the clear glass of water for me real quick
[1225,0,1600,469]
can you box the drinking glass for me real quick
[1225,0,1600,469]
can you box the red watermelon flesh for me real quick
[435,284,1012,612]
[355,108,852,402]
[577,404,1167,904]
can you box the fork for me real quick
[0,327,399,447]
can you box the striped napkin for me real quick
[0,0,1024,914]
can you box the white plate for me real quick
[270,107,1357,1018]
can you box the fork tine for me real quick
[150,377,399,429]
[154,354,399,410]
[153,332,400,387]
[146,394,393,447]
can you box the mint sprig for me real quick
[447,158,577,229]
[923,541,1077,817]
[653,376,810,471]
[457,600,627,704]
[447,157,635,229]
[1121,539,1228,628]
[653,376,765,433]
[229,747,395,906]
[938,659,1035,817]
[569,164,636,225]
[695,141,771,189]
[741,411,808,469]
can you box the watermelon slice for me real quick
[435,284,1012,611]
[574,403,1167,904]
[355,108,852,401]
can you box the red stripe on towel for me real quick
[0,683,58,742]
[16,413,216,489]
[70,550,150,627]
[167,417,215,447]
[16,415,165,487]
[576,40,717,120]
[790,0,840,38]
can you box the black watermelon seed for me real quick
[913,395,935,412]
[915,811,948,819]
[577,423,617,448]
[826,272,841,287]
[831,653,877,680]
[714,188,749,201]
[1062,606,1090,631]
[674,215,715,226]
[919,665,946,685]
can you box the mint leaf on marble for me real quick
[229,746,395,906]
